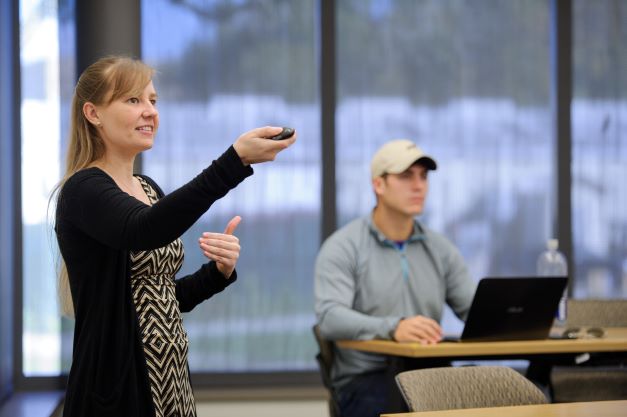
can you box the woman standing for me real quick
[54,56,295,417]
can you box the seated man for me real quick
[314,139,476,417]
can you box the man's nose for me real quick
[411,176,426,189]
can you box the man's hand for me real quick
[393,315,443,344]
[198,216,242,279]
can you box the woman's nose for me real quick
[142,105,157,118]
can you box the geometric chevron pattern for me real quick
[129,177,197,417]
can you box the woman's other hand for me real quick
[198,216,242,279]
[233,126,297,165]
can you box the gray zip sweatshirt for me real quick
[314,214,476,390]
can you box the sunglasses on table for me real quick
[561,327,605,339]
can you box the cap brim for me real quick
[415,156,437,170]
[387,156,437,173]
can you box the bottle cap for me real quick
[547,239,559,251]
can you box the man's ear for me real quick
[83,102,101,126]
[372,176,385,197]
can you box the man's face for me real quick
[373,163,429,216]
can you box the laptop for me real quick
[447,276,568,342]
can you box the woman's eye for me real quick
[127,97,139,104]
[150,99,157,106]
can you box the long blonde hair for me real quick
[54,56,155,317]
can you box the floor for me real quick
[197,400,329,417]
[0,392,329,417]
[0,391,63,417]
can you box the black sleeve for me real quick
[57,146,253,251]
[175,262,238,312]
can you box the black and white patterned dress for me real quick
[130,177,197,417]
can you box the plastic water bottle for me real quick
[537,239,568,324]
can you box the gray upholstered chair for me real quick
[395,366,547,412]
[561,299,627,328]
[550,299,627,402]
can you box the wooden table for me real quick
[338,328,627,414]
[337,328,627,360]
[380,399,627,417]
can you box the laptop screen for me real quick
[458,276,568,342]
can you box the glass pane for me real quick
[58,0,76,374]
[572,0,627,298]
[336,0,552,333]
[142,0,320,371]
[1,0,17,397]
[20,0,62,375]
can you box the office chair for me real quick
[550,299,627,402]
[395,366,547,412]
[312,324,340,417]
[562,299,627,328]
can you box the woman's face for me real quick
[94,80,159,156]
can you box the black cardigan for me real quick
[55,146,253,417]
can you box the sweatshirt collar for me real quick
[367,213,427,246]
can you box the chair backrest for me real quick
[313,324,334,388]
[565,299,627,328]
[312,324,339,417]
[395,366,547,412]
[550,299,627,403]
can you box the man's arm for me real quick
[440,237,477,321]
[314,233,401,341]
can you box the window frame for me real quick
[11,0,581,392]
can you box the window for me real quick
[20,0,63,376]
[572,0,627,298]
[141,0,320,371]
[1,0,18,399]
[335,0,552,333]
[19,0,75,376]
[14,0,624,383]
